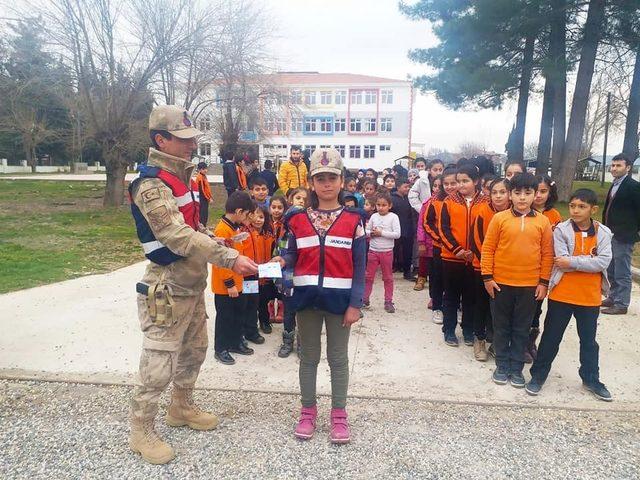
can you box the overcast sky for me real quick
[267,0,622,156]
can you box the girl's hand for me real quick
[227,286,239,298]
[463,250,473,262]
[343,306,361,327]
[455,249,467,260]
[554,256,572,270]
[270,256,286,268]
[484,280,501,299]
[535,284,548,301]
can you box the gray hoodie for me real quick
[548,219,612,298]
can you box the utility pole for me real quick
[601,92,611,187]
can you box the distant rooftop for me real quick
[261,72,410,85]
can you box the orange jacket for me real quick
[439,191,487,263]
[237,164,248,190]
[542,208,562,229]
[470,202,500,270]
[424,199,443,248]
[480,208,554,287]
[195,171,212,201]
[211,216,244,295]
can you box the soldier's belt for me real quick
[137,282,175,327]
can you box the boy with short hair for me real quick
[211,191,256,365]
[481,172,553,387]
[250,176,270,208]
[527,189,613,401]
[261,159,279,195]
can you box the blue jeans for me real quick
[607,237,634,308]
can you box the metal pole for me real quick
[601,92,611,187]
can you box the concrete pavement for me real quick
[1,261,638,411]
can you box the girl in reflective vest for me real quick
[273,148,366,444]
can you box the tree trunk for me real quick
[104,151,128,207]
[622,48,640,163]
[557,0,606,202]
[550,0,567,178]
[508,34,536,163]
[536,76,555,175]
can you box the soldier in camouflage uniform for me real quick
[129,105,258,464]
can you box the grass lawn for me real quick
[0,180,221,294]
[555,181,640,267]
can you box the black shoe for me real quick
[246,334,265,345]
[229,344,254,355]
[600,298,614,308]
[601,306,628,315]
[492,367,509,385]
[444,332,459,347]
[214,350,235,365]
[278,330,295,358]
[525,379,543,396]
[509,372,525,388]
[463,331,474,346]
[583,381,613,402]
[260,322,272,334]
[403,274,417,281]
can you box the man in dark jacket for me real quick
[601,153,640,315]
[222,148,240,196]
[260,159,279,195]
[391,177,416,280]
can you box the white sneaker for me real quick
[432,310,443,324]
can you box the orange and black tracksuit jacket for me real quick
[439,191,487,263]
[211,216,244,295]
[542,207,562,229]
[249,227,275,285]
[271,219,285,254]
[470,202,499,271]
[424,198,444,248]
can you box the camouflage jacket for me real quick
[131,148,238,295]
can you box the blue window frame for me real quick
[303,115,334,136]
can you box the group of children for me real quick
[207,148,614,446]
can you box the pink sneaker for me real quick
[294,405,317,440]
[330,408,350,444]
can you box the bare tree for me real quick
[33,0,198,206]
[458,141,488,159]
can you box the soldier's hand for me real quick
[232,255,259,275]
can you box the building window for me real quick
[304,145,316,158]
[199,116,211,131]
[334,145,345,157]
[335,91,347,104]
[379,145,391,151]
[320,144,331,149]
[304,118,317,132]
[349,145,361,159]
[291,117,303,132]
[365,91,377,104]
[320,91,332,104]
[199,143,211,156]
[350,91,362,104]
[381,90,393,104]
[380,117,392,132]
[319,118,332,132]
[363,145,375,158]
[291,90,303,105]
[334,118,346,132]
[365,118,377,132]
[350,118,362,132]
[305,91,316,105]
[263,118,275,131]
[276,117,287,133]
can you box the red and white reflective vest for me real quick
[287,209,361,289]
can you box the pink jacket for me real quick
[417,199,434,257]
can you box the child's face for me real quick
[344,199,356,208]
[364,200,375,213]
[533,182,550,210]
[442,175,458,196]
[270,201,284,220]
[408,172,418,184]
[364,183,376,196]
[430,163,443,178]
[312,173,342,203]
[376,198,391,215]
[569,198,597,225]
[251,184,268,202]
[505,164,524,180]
[431,179,442,196]
[251,210,265,229]
[291,191,307,208]
[345,179,357,193]
[415,161,426,171]
[397,182,410,196]
[456,173,476,197]
[510,187,536,213]
[242,209,255,226]
[490,181,510,211]
[384,177,396,190]
[234,209,249,223]
[199,167,208,174]
[365,170,376,180]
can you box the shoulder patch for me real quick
[147,205,172,230]
[142,188,161,202]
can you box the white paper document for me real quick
[258,262,282,278]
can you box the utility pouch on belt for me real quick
[137,282,175,326]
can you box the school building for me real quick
[196,72,414,171]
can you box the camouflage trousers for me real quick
[130,293,208,421]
